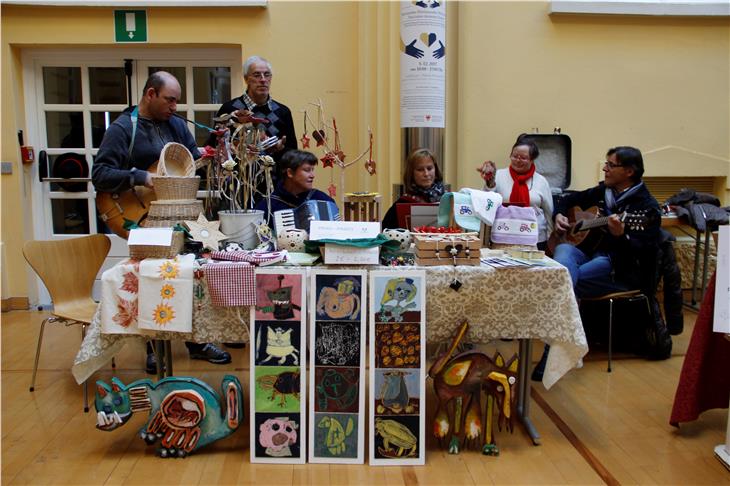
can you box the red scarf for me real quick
[508,164,536,207]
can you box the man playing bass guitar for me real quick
[92,71,231,372]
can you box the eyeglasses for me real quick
[249,71,272,80]
[510,154,531,162]
[603,161,623,169]
[162,95,178,103]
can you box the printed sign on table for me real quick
[250,268,307,464]
[309,269,367,464]
[368,270,427,466]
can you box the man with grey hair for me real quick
[213,55,297,164]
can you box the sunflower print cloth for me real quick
[100,259,141,335]
[138,253,195,333]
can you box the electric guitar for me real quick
[96,158,208,239]
[546,206,649,256]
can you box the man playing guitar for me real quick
[92,71,231,371]
[533,146,666,380]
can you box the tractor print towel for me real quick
[138,254,195,333]
[101,259,141,335]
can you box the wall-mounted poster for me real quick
[309,269,367,464]
[369,270,427,466]
[250,268,307,464]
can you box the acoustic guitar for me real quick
[546,206,648,256]
[96,159,208,239]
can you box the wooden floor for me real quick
[2,308,729,485]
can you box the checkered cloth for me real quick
[210,250,287,266]
[203,261,256,307]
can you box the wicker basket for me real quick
[157,142,195,177]
[152,176,200,200]
[129,230,185,260]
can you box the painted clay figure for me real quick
[95,375,243,458]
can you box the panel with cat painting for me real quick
[250,268,306,464]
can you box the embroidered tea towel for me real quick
[138,253,195,333]
[437,192,481,231]
[490,204,539,246]
[101,259,140,335]
[203,261,256,307]
[460,188,503,225]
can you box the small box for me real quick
[323,244,380,265]
[414,233,481,266]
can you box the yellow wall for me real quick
[454,2,730,193]
[2,1,729,300]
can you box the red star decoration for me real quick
[300,133,311,149]
[327,184,337,198]
[320,152,337,168]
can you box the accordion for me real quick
[273,200,340,236]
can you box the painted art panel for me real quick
[254,412,302,459]
[254,272,304,321]
[250,268,306,464]
[254,321,302,367]
[313,413,359,459]
[369,270,426,466]
[314,321,361,367]
[309,269,367,464]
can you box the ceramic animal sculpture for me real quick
[257,371,301,407]
[428,321,518,456]
[379,371,411,414]
[259,417,298,457]
[94,375,243,458]
[316,277,361,320]
[379,277,417,322]
[258,325,299,365]
[374,418,417,458]
[255,221,276,251]
[318,415,355,455]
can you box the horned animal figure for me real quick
[428,321,518,456]
[95,375,243,458]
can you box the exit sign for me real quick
[114,10,147,43]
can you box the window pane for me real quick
[91,111,123,148]
[194,111,217,146]
[51,198,89,234]
[46,111,84,148]
[48,153,89,192]
[43,67,82,104]
[147,66,186,103]
[193,67,231,104]
[89,67,127,104]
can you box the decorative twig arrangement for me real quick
[206,114,275,213]
[301,99,376,208]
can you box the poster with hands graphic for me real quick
[400,0,446,128]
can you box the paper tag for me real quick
[309,221,380,241]
[128,228,173,246]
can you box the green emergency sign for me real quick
[114,10,147,43]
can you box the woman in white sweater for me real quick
[485,137,554,249]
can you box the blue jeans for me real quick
[553,243,629,298]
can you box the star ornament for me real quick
[184,214,227,251]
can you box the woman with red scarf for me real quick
[490,137,554,250]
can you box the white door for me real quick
[23,48,241,305]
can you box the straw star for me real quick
[184,214,226,251]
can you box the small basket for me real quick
[129,230,185,260]
[152,176,200,200]
[158,142,195,177]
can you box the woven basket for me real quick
[147,200,203,219]
[152,176,200,200]
[158,142,195,177]
[129,230,185,259]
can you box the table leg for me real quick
[154,340,165,380]
[517,339,541,445]
[164,340,173,377]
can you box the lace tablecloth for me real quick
[73,261,586,389]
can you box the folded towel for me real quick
[203,261,256,307]
[138,254,195,333]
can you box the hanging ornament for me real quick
[327,183,337,198]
